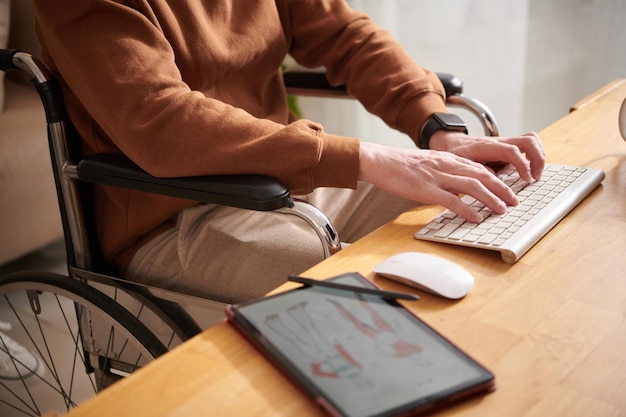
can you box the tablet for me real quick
[226,272,495,417]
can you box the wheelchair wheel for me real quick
[0,271,168,416]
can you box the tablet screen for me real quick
[228,273,494,417]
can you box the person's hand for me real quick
[429,130,545,183]
[358,141,521,223]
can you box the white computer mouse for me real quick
[373,252,475,299]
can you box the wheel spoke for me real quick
[0,273,171,415]
[0,392,39,417]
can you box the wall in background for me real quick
[299,0,625,147]
[524,0,626,131]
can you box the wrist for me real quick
[420,112,468,149]
[429,129,467,151]
[358,141,377,183]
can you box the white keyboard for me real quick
[414,163,605,263]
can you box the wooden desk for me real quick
[66,81,626,417]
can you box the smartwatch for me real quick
[420,112,468,149]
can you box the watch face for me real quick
[434,113,467,129]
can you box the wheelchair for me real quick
[0,48,498,416]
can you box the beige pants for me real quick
[125,182,416,303]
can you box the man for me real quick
[33,0,544,303]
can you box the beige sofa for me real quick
[0,1,63,266]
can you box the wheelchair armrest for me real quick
[282,69,498,136]
[282,70,464,98]
[283,70,349,98]
[76,154,292,211]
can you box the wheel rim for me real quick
[0,276,164,416]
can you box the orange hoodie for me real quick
[33,0,447,271]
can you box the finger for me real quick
[428,188,483,223]
[456,138,533,183]
[479,170,520,207]
[447,174,511,214]
[503,151,533,183]
[464,134,545,183]
[447,158,520,208]
[519,132,546,180]
[497,133,545,181]
[427,167,518,223]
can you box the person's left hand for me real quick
[429,130,545,183]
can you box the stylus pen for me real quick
[288,275,419,301]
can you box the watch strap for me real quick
[420,113,468,149]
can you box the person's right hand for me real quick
[429,130,545,183]
[358,141,519,223]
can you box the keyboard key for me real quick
[434,222,462,238]
[478,234,498,244]
[448,228,470,240]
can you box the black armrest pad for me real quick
[77,154,292,211]
[283,70,463,99]
[435,73,464,97]
[283,70,348,97]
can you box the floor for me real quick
[1,1,624,415]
